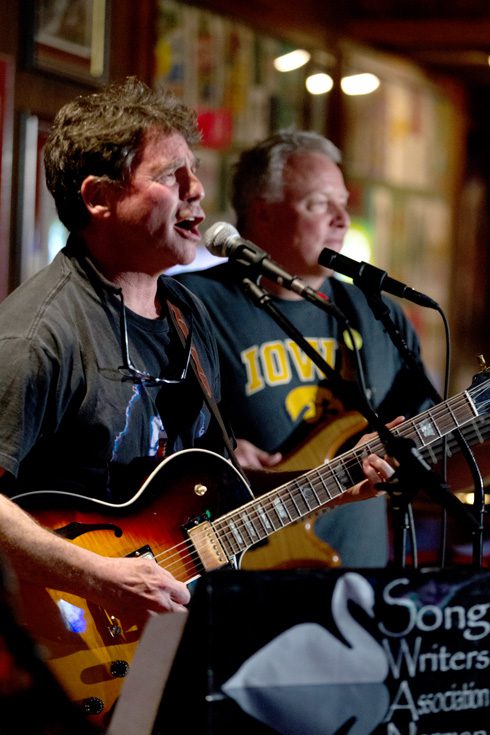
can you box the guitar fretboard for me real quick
[212,379,490,560]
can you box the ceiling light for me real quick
[305,72,334,95]
[273,49,311,72]
[341,73,380,96]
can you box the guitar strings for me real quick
[207,389,490,552]
[151,537,204,582]
[150,385,490,582]
[156,389,490,579]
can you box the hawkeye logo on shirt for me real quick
[285,384,348,425]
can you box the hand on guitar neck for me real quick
[237,417,403,572]
[237,416,403,499]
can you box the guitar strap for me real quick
[166,300,246,478]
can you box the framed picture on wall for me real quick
[25,0,110,85]
[17,114,68,285]
[0,54,14,300]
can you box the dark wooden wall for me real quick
[0,1,156,296]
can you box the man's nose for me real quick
[330,201,350,227]
[181,169,205,200]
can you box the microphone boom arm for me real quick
[231,242,347,322]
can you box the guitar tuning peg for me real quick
[477,354,488,372]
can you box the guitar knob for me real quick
[111,660,130,678]
[194,483,207,496]
[83,697,104,715]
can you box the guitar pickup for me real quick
[185,520,228,572]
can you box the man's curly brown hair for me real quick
[44,76,201,232]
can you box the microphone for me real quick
[318,248,439,309]
[204,222,348,322]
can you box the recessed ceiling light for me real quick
[305,73,334,94]
[341,73,380,96]
[274,49,311,72]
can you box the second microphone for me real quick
[203,221,347,321]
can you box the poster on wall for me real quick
[154,0,315,153]
[26,0,110,85]
[155,0,189,100]
[17,114,68,284]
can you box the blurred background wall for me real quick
[1,0,489,396]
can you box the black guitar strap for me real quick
[166,299,246,478]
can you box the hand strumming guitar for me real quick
[0,489,189,622]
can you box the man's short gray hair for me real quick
[231,130,342,230]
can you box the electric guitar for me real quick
[14,369,490,728]
[241,411,368,570]
[241,407,490,570]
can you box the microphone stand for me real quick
[351,274,483,568]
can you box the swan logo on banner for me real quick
[222,572,389,735]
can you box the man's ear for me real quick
[80,176,115,219]
[248,197,271,224]
[248,198,276,234]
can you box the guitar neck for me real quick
[212,381,490,560]
[418,413,490,466]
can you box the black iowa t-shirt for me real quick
[178,263,431,455]
[177,263,432,568]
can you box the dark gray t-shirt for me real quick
[0,240,222,501]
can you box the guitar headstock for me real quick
[470,355,490,417]
[477,354,489,373]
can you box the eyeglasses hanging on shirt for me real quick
[117,292,193,386]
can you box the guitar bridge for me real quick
[126,544,154,560]
[103,545,155,638]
